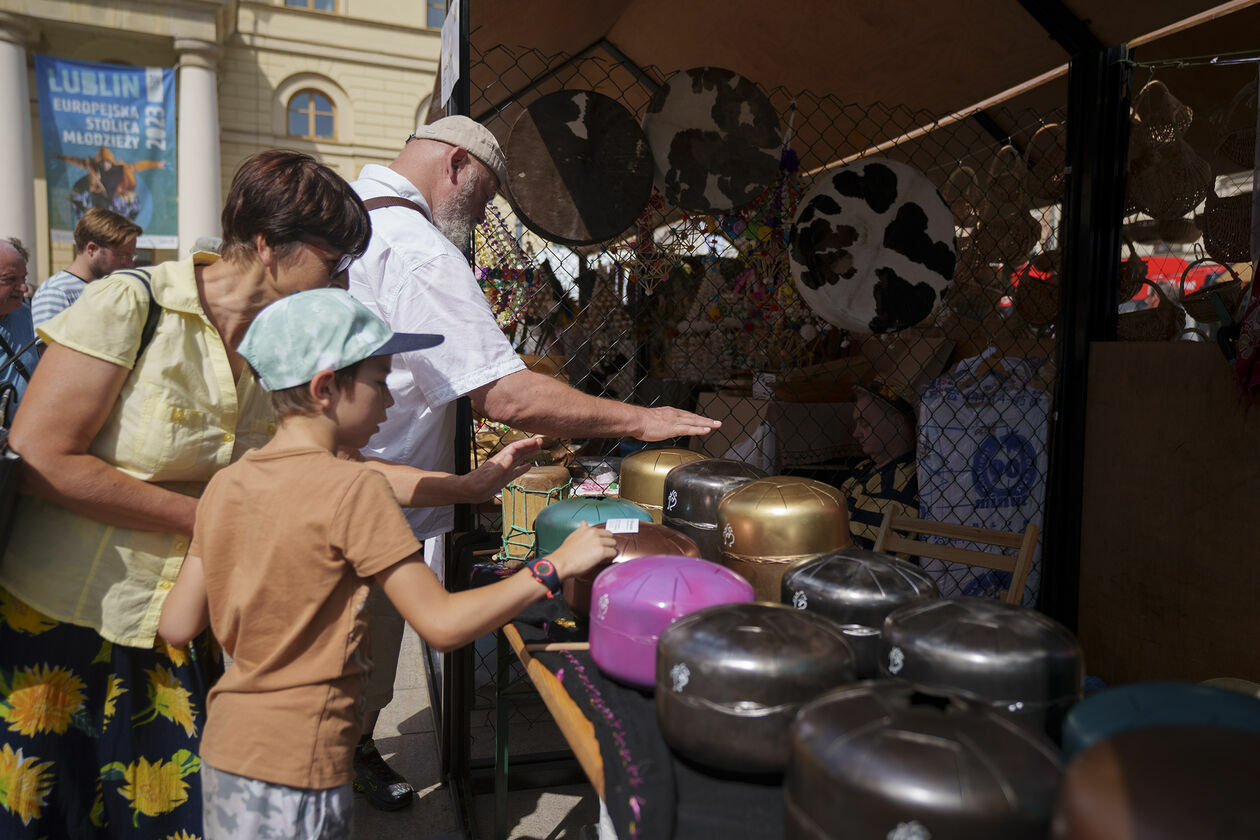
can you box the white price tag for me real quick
[603,518,641,534]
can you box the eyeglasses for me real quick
[297,234,356,277]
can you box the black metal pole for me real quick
[1039,44,1131,630]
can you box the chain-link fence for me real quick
[465,42,1073,614]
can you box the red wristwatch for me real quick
[526,557,562,598]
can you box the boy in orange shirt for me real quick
[159,289,615,839]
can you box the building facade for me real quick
[1,0,443,282]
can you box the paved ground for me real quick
[352,626,597,840]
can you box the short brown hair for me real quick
[263,361,363,420]
[220,150,370,264]
[73,208,142,253]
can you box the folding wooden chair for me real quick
[872,512,1040,605]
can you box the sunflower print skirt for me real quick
[0,587,222,839]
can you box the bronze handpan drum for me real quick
[504,90,653,245]
[618,447,706,524]
[641,66,782,214]
[656,602,854,773]
[562,521,701,620]
[786,682,1063,839]
[717,476,852,601]
[781,549,940,679]
[882,597,1085,739]
[790,157,956,334]
[662,458,767,561]
[1052,727,1260,839]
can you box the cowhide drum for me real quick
[641,66,782,214]
[505,89,653,246]
[789,157,956,334]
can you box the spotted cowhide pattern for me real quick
[789,158,956,334]
[642,66,781,214]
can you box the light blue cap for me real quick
[239,288,442,391]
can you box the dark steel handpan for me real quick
[781,549,940,679]
[656,602,854,773]
[786,682,1062,840]
[505,89,653,246]
[662,458,766,561]
[1052,727,1260,839]
[881,597,1084,738]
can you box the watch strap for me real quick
[526,557,562,598]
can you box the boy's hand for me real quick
[548,522,618,580]
[463,438,545,501]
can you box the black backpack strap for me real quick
[113,268,161,365]
[0,333,31,382]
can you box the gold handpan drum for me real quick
[618,448,706,523]
[717,476,852,600]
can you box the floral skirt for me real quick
[0,587,222,839]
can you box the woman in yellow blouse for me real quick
[0,149,536,839]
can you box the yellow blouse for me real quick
[0,254,276,647]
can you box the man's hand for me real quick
[461,437,545,501]
[637,406,722,442]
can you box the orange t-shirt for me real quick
[192,447,421,789]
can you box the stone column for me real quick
[175,38,221,257]
[0,14,36,278]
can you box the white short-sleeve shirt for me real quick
[348,164,524,540]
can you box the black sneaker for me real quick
[353,738,415,811]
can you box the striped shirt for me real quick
[32,269,88,328]
[841,452,919,549]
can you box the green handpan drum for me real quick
[533,497,653,555]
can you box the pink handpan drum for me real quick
[588,554,755,690]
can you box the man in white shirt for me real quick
[347,117,718,810]
[32,208,140,328]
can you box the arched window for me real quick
[287,90,336,140]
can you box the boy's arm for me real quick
[376,523,616,651]
[158,554,210,647]
[347,437,543,508]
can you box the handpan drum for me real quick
[662,458,767,561]
[505,89,654,246]
[641,66,782,214]
[532,496,652,556]
[656,602,854,773]
[562,521,701,620]
[881,597,1084,739]
[786,682,1063,839]
[717,476,852,601]
[617,447,706,523]
[790,156,956,334]
[588,554,754,690]
[781,549,940,679]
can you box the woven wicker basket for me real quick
[1025,122,1067,203]
[975,204,1040,267]
[941,165,983,226]
[1014,251,1060,328]
[1179,257,1246,323]
[1128,138,1212,221]
[1117,281,1185,341]
[1132,79,1193,146]
[980,145,1030,217]
[1213,79,1257,170]
[1202,190,1253,264]
[1118,237,1147,303]
[1156,217,1201,245]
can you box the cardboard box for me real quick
[691,391,861,470]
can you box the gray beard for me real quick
[432,175,480,248]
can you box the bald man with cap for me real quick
[346,116,719,809]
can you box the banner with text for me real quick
[35,54,177,248]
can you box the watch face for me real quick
[533,559,555,577]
